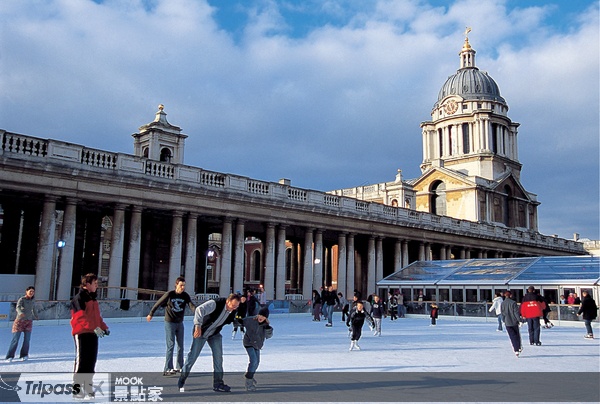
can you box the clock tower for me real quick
[413,31,539,229]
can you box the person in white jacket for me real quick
[489,292,504,331]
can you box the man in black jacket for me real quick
[177,294,240,393]
[577,290,598,339]
[147,277,195,376]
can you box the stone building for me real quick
[0,37,585,303]
[329,34,539,231]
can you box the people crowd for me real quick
[3,280,598,396]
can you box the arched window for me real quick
[462,123,470,154]
[142,147,149,158]
[391,199,398,207]
[503,185,512,226]
[160,148,172,162]
[252,250,261,281]
[431,181,446,216]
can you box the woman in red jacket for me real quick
[70,273,109,399]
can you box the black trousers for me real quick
[506,325,522,352]
[73,333,99,394]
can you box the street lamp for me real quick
[53,240,66,300]
[204,249,215,294]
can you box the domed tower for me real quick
[413,31,539,230]
[420,31,521,179]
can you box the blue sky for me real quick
[0,0,598,241]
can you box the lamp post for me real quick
[53,240,66,300]
[204,249,215,294]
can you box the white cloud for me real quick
[0,0,597,239]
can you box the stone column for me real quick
[375,237,383,291]
[219,218,233,296]
[313,229,323,289]
[346,234,355,298]
[232,219,245,296]
[465,248,471,259]
[425,243,432,260]
[290,242,298,291]
[35,196,58,300]
[459,247,466,259]
[302,228,314,299]
[107,205,126,299]
[56,198,77,300]
[264,223,276,300]
[337,233,347,299]
[418,242,426,261]
[126,207,142,299]
[401,240,409,267]
[167,211,184,289]
[394,239,402,273]
[367,236,376,295]
[439,245,447,261]
[184,214,198,295]
[275,225,287,300]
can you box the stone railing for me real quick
[0,130,585,254]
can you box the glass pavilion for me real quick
[377,256,599,321]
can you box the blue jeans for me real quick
[244,346,261,379]
[6,331,31,359]
[526,317,541,344]
[178,332,223,387]
[584,319,593,336]
[325,304,335,324]
[496,314,503,331]
[164,321,184,372]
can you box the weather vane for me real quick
[464,27,472,39]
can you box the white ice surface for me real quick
[2,313,598,374]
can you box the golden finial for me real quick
[158,104,164,111]
[464,27,472,39]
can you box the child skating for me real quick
[241,307,273,391]
[346,301,374,351]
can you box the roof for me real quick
[377,256,600,287]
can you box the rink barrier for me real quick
[1,300,597,329]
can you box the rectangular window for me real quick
[462,123,470,153]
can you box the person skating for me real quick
[146,276,195,376]
[70,273,109,399]
[488,292,504,331]
[241,307,273,391]
[322,286,340,327]
[577,290,598,339]
[177,294,240,393]
[370,295,385,335]
[520,286,544,346]
[501,290,523,357]
[346,301,374,351]
[5,286,38,362]
[387,292,398,321]
[430,303,439,326]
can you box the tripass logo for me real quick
[14,373,110,402]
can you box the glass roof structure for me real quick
[377,256,600,287]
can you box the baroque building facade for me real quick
[329,34,538,231]
[0,37,585,303]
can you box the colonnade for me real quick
[24,195,517,302]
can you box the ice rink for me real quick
[1,313,598,402]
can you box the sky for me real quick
[0,0,598,241]
[0,314,598,402]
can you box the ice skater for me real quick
[70,273,110,399]
[501,290,523,357]
[177,294,240,393]
[5,286,38,362]
[370,295,385,336]
[241,307,273,391]
[430,303,439,326]
[346,301,374,351]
